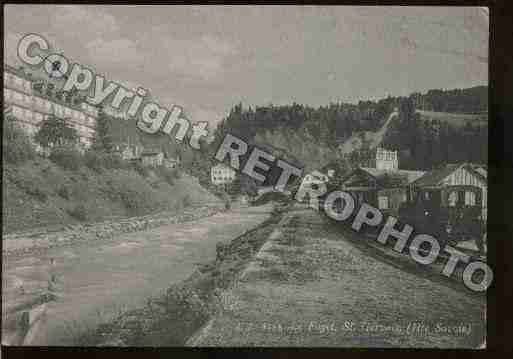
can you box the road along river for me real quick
[2,204,273,345]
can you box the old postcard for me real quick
[2,5,489,348]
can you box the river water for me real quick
[2,204,273,345]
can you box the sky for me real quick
[4,5,488,129]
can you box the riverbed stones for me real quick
[3,206,222,257]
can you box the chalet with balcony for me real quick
[340,147,426,214]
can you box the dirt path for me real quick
[189,207,485,348]
[2,204,273,345]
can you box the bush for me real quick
[101,153,126,169]
[182,195,192,208]
[3,120,36,164]
[67,204,88,221]
[13,176,48,202]
[132,161,149,177]
[157,166,180,186]
[49,145,83,170]
[57,185,71,200]
[84,151,103,172]
[84,151,127,172]
[104,171,162,214]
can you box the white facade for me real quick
[4,65,98,150]
[141,152,164,167]
[375,147,398,171]
[211,164,236,185]
[443,165,488,221]
[302,171,330,185]
[164,157,180,169]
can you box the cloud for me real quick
[160,35,238,80]
[188,107,225,126]
[3,32,23,65]
[85,38,143,68]
[52,5,120,37]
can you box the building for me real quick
[373,147,399,171]
[340,147,426,214]
[140,149,164,167]
[211,163,236,186]
[410,163,488,221]
[3,64,98,151]
[112,143,143,161]
[163,155,180,169]
[113,144,143,161]
[302,171,330,186]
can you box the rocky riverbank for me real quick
[2,205,223,257]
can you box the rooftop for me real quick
[360,167,426,187]
[5,63,98,114]
[412,163,487,187]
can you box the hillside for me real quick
[417,110,488,127]
[211,86,488,179]
[337,108,399,155]
[2,158,221,234]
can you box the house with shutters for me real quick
[410,163,488,221]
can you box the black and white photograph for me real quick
[2,5,490,348]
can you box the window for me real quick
[378,196,389,210]
[14,92,22,102]
[465,191,476,206]
[5,89,12,100]
[448,192,458,207]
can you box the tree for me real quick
[92,107,114,152]
[3,116,36,164]
[35,116,78,148]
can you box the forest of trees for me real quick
[410,86,487,113]
[100,85,488,195]
[214,86,487,150]
[382,97,488,170]
[211,86,488,183]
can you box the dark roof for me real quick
[412,163,487,187]
[340,167,425,189]
[411,164,461,187]
[360,167,426,187]
[140,150,162,156]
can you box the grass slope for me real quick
[2,158,220,234]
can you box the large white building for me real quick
[3,64,98,150]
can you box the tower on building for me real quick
[375,147,398,171]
